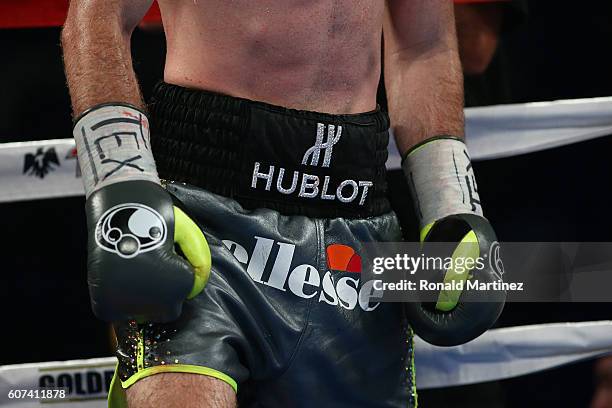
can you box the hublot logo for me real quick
[251,123,374,206]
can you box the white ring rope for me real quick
[415,320,612,389]
[387,97,612,168]
[1,97,612,203]
[1,322,611,406]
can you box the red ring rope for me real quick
[0,1,507,30]
[0,0,161,29]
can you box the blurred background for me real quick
[1,1,612,407]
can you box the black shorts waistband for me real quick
[149,82,391,218]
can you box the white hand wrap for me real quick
[73,104,160,198]
[402,137,483,228]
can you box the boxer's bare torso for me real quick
[159,0,385,114]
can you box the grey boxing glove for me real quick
[74,104,211,323]
[402,136,506,346]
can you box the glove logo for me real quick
[95,203,167,259]
[489,241,504,279]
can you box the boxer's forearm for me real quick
[383,0,464,155]
[62,0,154,115]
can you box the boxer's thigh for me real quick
[111,267,245,407]
[127,372,236,408]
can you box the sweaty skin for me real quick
[161,0,384,114]
[62,1,463,407]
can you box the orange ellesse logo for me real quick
[326,244,362,273]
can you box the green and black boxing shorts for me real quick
[110,82,416,408]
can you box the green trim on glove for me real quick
[419,222,435,243]
[173,206,212,299]
[401,135,464,164]
[435,230,479,312]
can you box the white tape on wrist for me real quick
[73,104,160,198]
[402,137,483,228]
